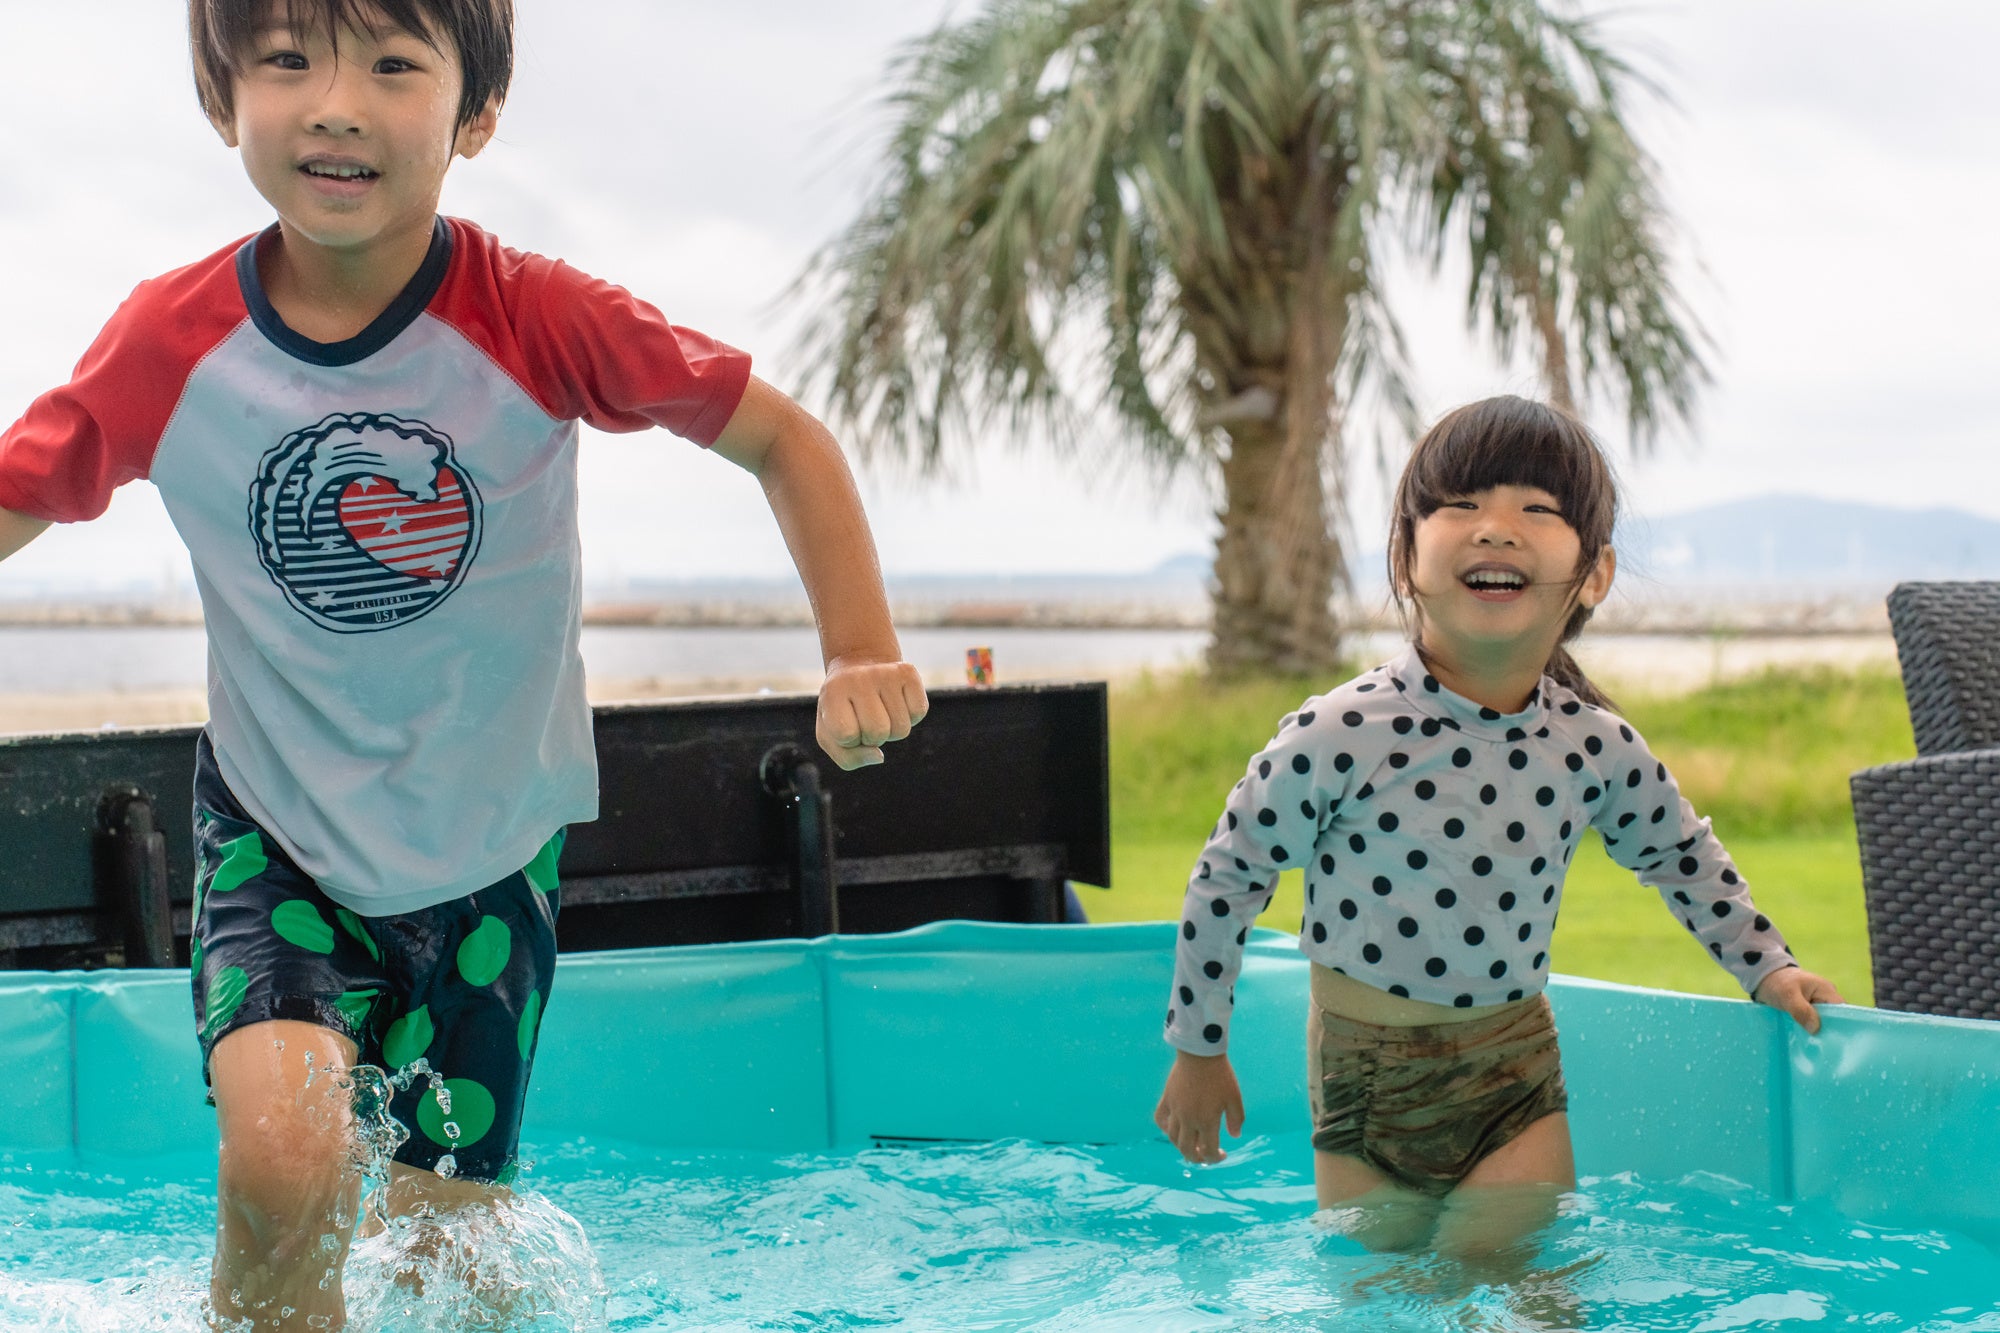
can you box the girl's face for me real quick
[1405,484,1615,661]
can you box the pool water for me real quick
[4,1131,1996,1332]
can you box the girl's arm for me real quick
[0,509,50,562]
[1585,715,1839,1025]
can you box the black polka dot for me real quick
[1679,856,1699,875]
[1584,735,1603,755]
[1444,818,1465,838]
[1708,942,1722,959]
[1210,898,1231,918]
[1498,892,1516,910]
[1583,786,1601,802]
[1227,812,1238,830]
[1408,850,1429,870]
[1334,752,1354,772]
[1509,750,1528,770]
[1618,812,1637,828]
[1532,952,1546,969]
[1509,988,1525,1000]
[1307,882,1315,903]
[1620,724,1634,742]
[1179,985,1194,1004]
[1234,857,1248,871]
[1559,821,1573,839]
[1420,718,1442,737]
[1651,806,1667,823]
[1182,920,1196,940]
[1711,901,1731,918]
[1339,899,1358,920]
[1452,747,1472,768]
[1480,784,1498,805]
[1392,716,1414,735]
[1463,925,1483,945]
[1626,769,1642,789]
[1426,957,1447,977]
[1203,960,1224,979]
[1472,855,1493,875]
[1744,950,1764,966]
[1673,890,1691,905]
[1415,780,1436,800]
[1203,1024,1223,1043]
[1505,726,1525,741]
[1362,943,1381,963]
[1530,856,1547,875]
[1536,787,1555,807]
[1258,759,1272,779]
[1517,922,1533,942]
[1167,1008,1175,1025]
[1454,994,1474,1008]
[1258,808,1277,827]
[1357,683,1375,692]
[1236,928,1247,945]
[1356,783,1375,800]
[1480,706,1501,721]
[1506,821,1525,842]
[1342,711,1364,727]
[1423,675,1440,692]
[1565,753,1584,772]
[1378,812,1399,832]
[1543,884,1555,903]
[1388,752,1410,769]
[1320,853,1335,874]
[1349,834,1367,854]
[1489,960,1508,979]
[1398,917,1419,938]
[1372,875,1393,896]
[1299,712,1316,726]
[1272,846,1288,862]
[1436,888,1457,909]
[1390,984,1410,997]
[1313,922,1328,942]
[1753,914,1770,932]
[1723,869,1741,886]
[1300,800,1317,820]
[1290,754,1311,775]
[1561,701,1581,715]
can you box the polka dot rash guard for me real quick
[1165,645,1798,1053]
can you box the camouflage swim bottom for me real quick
[190,731,562,1183]
[1307,994,1567,1198]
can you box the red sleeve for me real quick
[430,219,752,445]
[0,243,249,523]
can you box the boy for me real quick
[0,0,927,1325]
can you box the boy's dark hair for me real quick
[190,0,514,131]
[1385,395,1619,710]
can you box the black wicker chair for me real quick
[1850,582,2000,1019]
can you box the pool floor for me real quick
[4,1132,1997,1332]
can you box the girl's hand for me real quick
[1155,1049,1245,1164]
[1753,967,1845,1034]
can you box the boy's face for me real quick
[213,3,497,259]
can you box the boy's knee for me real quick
[217,1112,355,1230]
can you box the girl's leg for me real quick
[1431,1111,1574,1260]
[208,1018,363,1330]
[1315,1151,1440,1252]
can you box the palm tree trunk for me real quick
[1535,290,1576,413]
[1207,410,1343,677]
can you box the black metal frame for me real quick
[0,683,1110,968]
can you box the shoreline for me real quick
[0,630,1898,738]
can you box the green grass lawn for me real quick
[1086,659,1915,1007]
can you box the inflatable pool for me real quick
[3,921,1998,1329]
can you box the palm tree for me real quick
[792,0,1706,675]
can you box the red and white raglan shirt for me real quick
[0,218,751,914]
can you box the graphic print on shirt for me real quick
[249,412,484,632]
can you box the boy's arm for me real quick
[0,509,51,562]
[710,377,926,770]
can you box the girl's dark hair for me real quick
[1385,395,1619,710]
[190,0,514,131]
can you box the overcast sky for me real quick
[0,0,1993,591]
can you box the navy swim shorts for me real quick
[189,731,562,1183]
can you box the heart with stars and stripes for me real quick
[336,470,474,581]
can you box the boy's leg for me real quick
[208,1018,364,1330]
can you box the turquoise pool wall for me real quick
[2,922,1995,1249]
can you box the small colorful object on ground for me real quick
[965,646,994,687]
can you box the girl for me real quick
[1153,396,1842,1255]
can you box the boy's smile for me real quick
[212,4,496,332]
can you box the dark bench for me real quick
[1850,582,2000,1019]
[0,683,1109,969]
